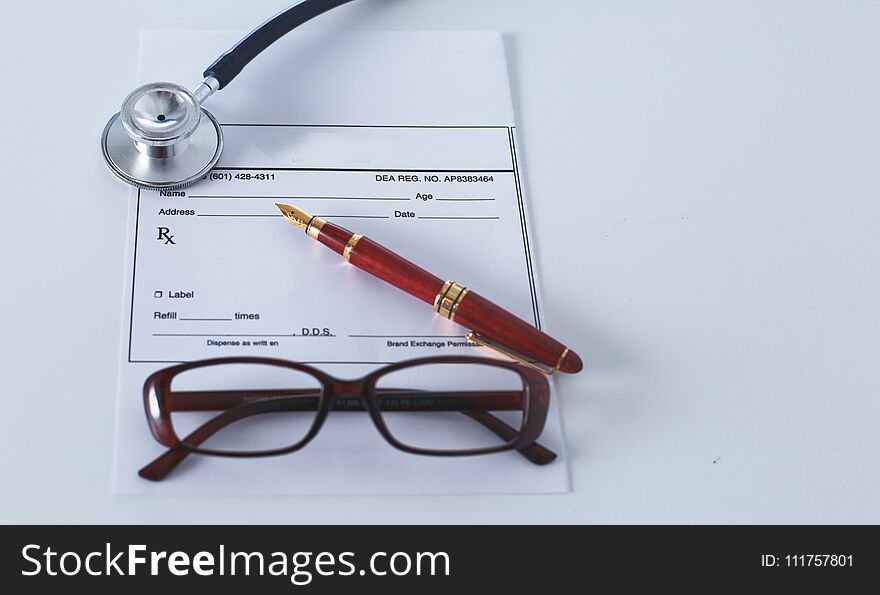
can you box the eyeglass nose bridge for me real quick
[330,379,367,398]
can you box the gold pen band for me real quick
[343,234,363,261]
[306,217,326,240]
[433,280,469,320]
[554,347,571,373]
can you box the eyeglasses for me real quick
[139,356,557,480]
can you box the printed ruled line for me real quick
[508,127,541,329]
[190,195,410,201]
[219,123,513,130]
[197,214,394,220]
[321,215,391,219]
[417,216,501,220]
[350,335,462,339]
[434,198,495,202]
[212,167,514,173]
[152,333,338,338]
[153,333,295,338]
[301,196,409,201]
[178,318,234,321]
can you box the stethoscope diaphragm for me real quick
[101,82,223,190]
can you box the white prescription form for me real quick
[114,31,569,495]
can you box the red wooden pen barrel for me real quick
[315,221,443,305]
[313,220,583,374]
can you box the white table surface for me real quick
[1,0,878,523]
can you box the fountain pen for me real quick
[275,203,583,374]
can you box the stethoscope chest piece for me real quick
[101,82,223,190]
[101,1,362,190]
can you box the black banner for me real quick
[1,526,876,592]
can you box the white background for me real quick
[1,0,878,523]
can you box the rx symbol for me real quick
[157,227,176,245]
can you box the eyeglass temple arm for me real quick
[461,411,556,465]
[139,397,302,481]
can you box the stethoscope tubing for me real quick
[204,0,358,90]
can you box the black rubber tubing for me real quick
[203,0,359,89]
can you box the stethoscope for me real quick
[101,0,357,190]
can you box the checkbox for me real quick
[154,291,163,298]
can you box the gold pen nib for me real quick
[275,203,313,230]
[276,202,326,239]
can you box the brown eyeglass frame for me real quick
[139,355,557,481]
